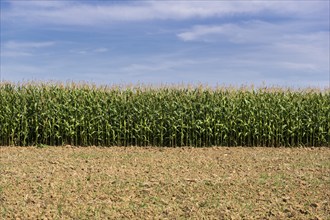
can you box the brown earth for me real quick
[0,146,329,219]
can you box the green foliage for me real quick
[0,82,329,147]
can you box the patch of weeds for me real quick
[139,202,147,208]
[273,173,287,187]
[36,185,43,194]
[150,196,161,204]
[204,180,214,186]
[57,203,63,217]
[36,144,49,149]
[307,177,323,187]
[242,202,255,213]
[86,206,97,218]
[71,152,98,160]
[0,206,8,219]
[125,153,134,158]
[198,201,208,208]
[258,173,270,185]
[128,201,138,210]
[319,160,330,168]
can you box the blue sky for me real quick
[1,0,329,87]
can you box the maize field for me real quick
[0,82,329,147]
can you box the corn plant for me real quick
[0,82,329,147]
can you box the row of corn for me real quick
[0,82,329,147]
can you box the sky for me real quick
[0,0,329,88]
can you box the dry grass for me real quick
[0,146,329,219]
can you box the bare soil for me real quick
[0,146,329,219]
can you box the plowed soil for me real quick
[0,146,329,219]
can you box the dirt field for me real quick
[0,146,329,219]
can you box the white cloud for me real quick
[177,21,329,71]
[1,41,56,58]
[178,25,224,42]
[279,62,318,71]
[1,1,328,87]
[120,59,196,74]
[177,20,327,43]
[69,47,109,55]
[176,18,329,85]
[1,51,32,57]
[94,48,108,53]
[4,41,55,49]
[3,0,328,26]
[7,0,71,9]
